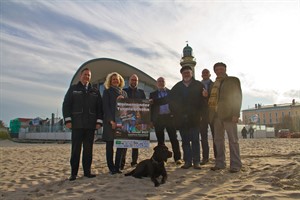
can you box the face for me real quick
[181,69,193,82]
[156,77,165,89]
[201,69,211,80]
[80,69,91,85]
[129,75,138,88]
[214,66,226,78]
[111,75,120,87]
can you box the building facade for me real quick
[242,100,300,131]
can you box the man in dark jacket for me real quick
[63,68,103,181]
[200,69,216,165]
[122,74,146,168]
[150,77,182,165]
[169,66,206,169]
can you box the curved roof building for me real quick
[70,58,157,97]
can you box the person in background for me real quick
[63,68,103,181]
[209,62,242,173]
[200,68,216,165]
[241,126,248,139]
[150,77,182,165]
[122,74,146,168]
[248,126,254,138]
[102,72,128,175]
[169,66,206,170]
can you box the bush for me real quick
[0,130,11,139]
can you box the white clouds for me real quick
[1,0,300,125]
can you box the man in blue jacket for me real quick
[63,68,103,181]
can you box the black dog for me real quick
[125,144,172,187]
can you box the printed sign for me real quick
[114,98,151,148]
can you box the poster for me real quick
[114,98,151,148]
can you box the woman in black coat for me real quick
[102,72,128,174]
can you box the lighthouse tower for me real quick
[180,43,197,78]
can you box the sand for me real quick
[0,138,300,200]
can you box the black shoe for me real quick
[200,159,209,165]
[181,163,192,169]
[229,168,240,173]
[210,166,225,171]
[109,171,116,175]
[193,163,201,169]
[84,174,96,178]
[69,175,76,181]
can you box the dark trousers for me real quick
[121,148,138,168]
[154,114,181,161]
[106,141,124,172]
[70,129,95,176]
[200,118,217,160]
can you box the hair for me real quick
[104,72,125,89]
[81,67,91,74]
[213,62,227,71]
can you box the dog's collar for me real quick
[151,157,162,164]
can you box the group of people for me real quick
[62,61,243,181]
[241,126,254,139]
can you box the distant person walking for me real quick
[209,62,242,173]
[63,68,103,181]
[248,126,254,138]
[241,126,248,139]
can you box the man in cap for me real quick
[169,66,206,169]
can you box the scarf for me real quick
[208,76,226,112]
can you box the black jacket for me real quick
[169,78,206,129]
[149,89,172,125]
[62,81,103,129]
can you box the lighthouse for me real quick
[180,43,197,78]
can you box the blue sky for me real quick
[1,0,300,126]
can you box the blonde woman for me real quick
[102,72,128,174]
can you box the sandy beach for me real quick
[0,138,299,200]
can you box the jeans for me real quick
[179,127,200,165]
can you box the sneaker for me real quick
[210,166,225,171]
[181,163,192,169]
[193,163,201,170]
[175,160,183,165]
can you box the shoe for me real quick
[193,163,201,169]
[181,163,192,169]
[200,159,209,165]
[115,170,122,174]
[109,171,116,175]
[210,166,225,171]
[229,168,240,173]
[175,160,183,165]
[120,166,124,170]
[84,174,96,178]
[131,163,137,168]
[69,175,76,181]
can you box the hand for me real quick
[110,121,116,129]
[232,116,239,123]
[65,122,72,129]
[117,95,125,100]
[202,88,208,97]
[96,124,102,129]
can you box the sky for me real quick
[1,0,300,126]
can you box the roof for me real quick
[71,58,157,87]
